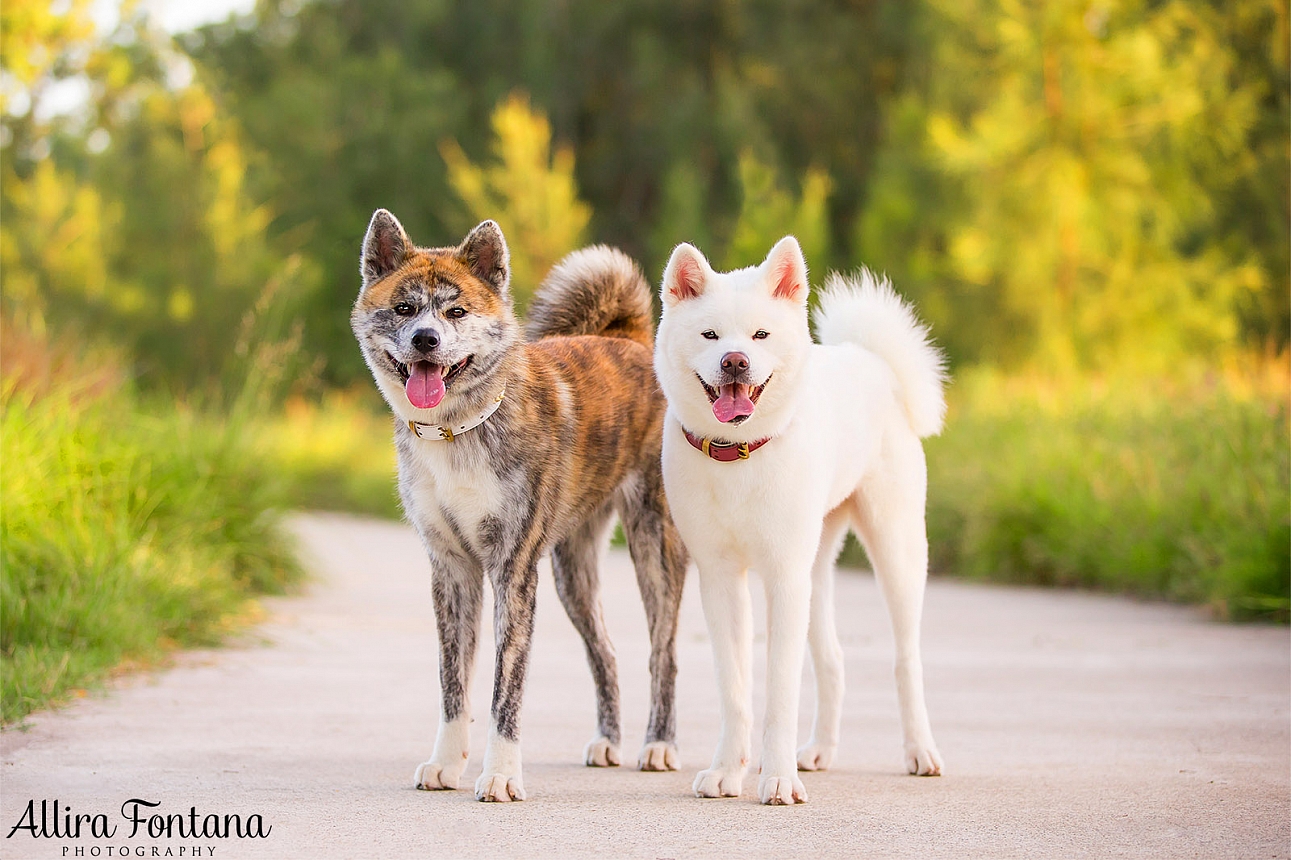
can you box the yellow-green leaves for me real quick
[440,93,592,305]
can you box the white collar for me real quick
[406,386,506,441]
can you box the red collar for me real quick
[683,427,772,462]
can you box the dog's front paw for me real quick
[638,741,678,772]
[693,766,745,798]
[795,740,836,772]
[475,772,526,802]
[583,736,621,768]
[905,741,943,776]
[759,773,808,805]
[414,758,465,791]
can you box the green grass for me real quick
[249,390,400,519]
[867,366,1288,622]
[265,365,1289,623]
[1,384,301,723]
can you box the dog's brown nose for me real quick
[720,351,749,375]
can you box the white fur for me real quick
[415,716,471,790]
[814,270,947,438]
[476,729,525,801]
[654,239,946,805]
[584,736,621,767]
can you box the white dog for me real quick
[653,236,946,805]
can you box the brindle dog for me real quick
[352,210,687,802]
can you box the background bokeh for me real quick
[1,0,1287,721]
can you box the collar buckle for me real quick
[683,426,770,462]
[408,386,506,442]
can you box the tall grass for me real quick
[260,360,1289,622]
[0,324,301,723]
[251,390,400,519]
[915,363,1290,621]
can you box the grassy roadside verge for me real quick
[1,374,301,725]
[277,361,1288,622]
[6,341,1278,728]
[251,391,400,520]
[917,365,1289,622]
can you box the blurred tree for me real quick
[0,159,119,336]
[858,0,1288,372]
[6,0,1282,385]
[181,0,466,382]
[183,0,913,380]
[1,5,315,389]
[440,92,592,308]
[724,150,831,273]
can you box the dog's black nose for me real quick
[720,351,749,375]
[412,329,440,353]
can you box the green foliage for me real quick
[7,0,1284,385]
[0,377,301,723]
[0,8,320,390]
[916,367,1289,621]
[441,93,592,306]
[858,0,1289,372]
[249,390,401,520]
[177,0,915,383]
[0,0,97,94]
[0,0,1284,642]
[724,151,831,272]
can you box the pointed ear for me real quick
[661,243,711,307]
[360,209,412,291]
[459,220,510,296]
[763,236,808,302]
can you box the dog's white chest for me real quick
[399,441,509,553]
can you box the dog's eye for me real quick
[753,330,770,340]
[701,330,719,340]
[445,307,467,320]
[393,302,416,317]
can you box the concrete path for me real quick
[2,513,1287,859]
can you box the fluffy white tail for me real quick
[813,269,948,437]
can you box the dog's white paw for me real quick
[905,741,943,776]
[693,766,745,798]
[475,772,526,802]
[583,736,621,768]
[414,758,465,791]
[638,741,678,772]
[759,773,808,805]
[795,741,836,772]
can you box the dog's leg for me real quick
[797,505,851,772]
[617,470,687,772]
[415,562,484,790]
[854,444,943,776]
[758,562,813,805]
[551,504,623,767]
[693,561,753,798]
[475,550,540,802]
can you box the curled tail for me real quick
[525,246,654,349]
[813,269,948,437]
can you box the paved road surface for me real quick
[2,513,1287,859]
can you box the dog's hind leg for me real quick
[551,503,623,767]
[415,559,484,791]
[797,505,851,772]
[617,470,687,771]
[853,438,943,776]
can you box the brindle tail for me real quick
[524,246,654,349]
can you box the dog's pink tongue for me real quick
[406,361,445,409]
[712,382,755,423]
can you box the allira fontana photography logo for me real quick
[7,798,271,856]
